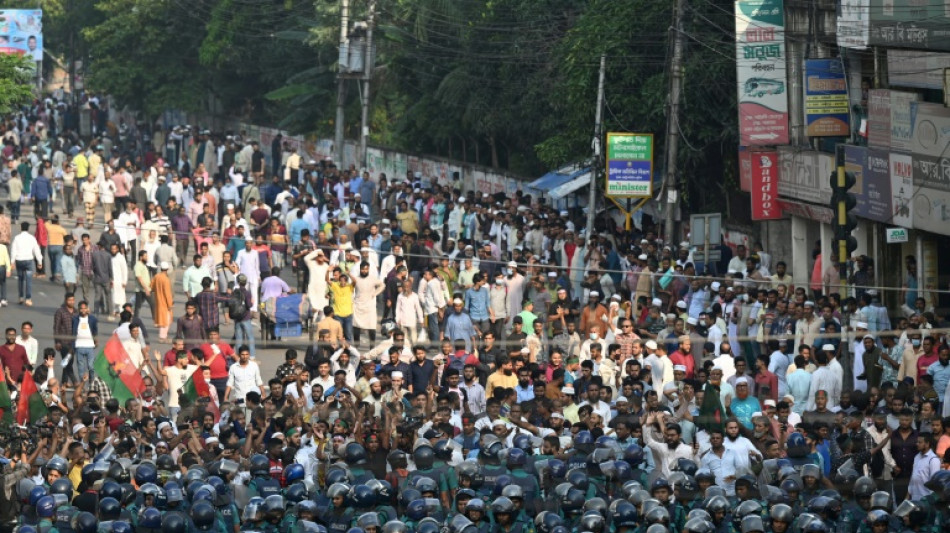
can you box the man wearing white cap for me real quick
[580,290,609,339]
[806,346,841,410]
[504,261,525,328]
[793,300,821,354]
[151,261,174,341]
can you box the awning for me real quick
[549,170,591,201]
[527,171,574,193]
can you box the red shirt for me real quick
[918,350,939,381]
[669,350,694,379]
[163,348,179,367]
[200,342,235,379]
[0,343,30,382]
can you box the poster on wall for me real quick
[0,10,42,61]
[804,59,850,137]
[867,90,891,149]
[735,0,789,146]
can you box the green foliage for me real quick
[0,54,37,115]
[71,0,737,211]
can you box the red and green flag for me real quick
[181,373,220,422]
[93,334,146,405]
[0,381,15,425]
[16,371,47,425]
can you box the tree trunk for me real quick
[489,136,499,168]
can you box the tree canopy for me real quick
[58,0,737,209]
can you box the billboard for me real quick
[804,59,850,137]
[605,133,653,197]
[869,0,950,51]
[861,148,895,223]
[0,10,42,61]
[837,0,870,49]
[735,0,789,146]
[887,50,950,89]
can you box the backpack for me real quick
[228,288,248,320]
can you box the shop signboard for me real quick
[837,0,870,49]
[885,227,909,243]
[868,0,950,51]
[804,59,850,137]
[750,151,783,219]
[777,146,833,204]
[910,102,950,235]
[887,50,950,89]
[862,148,895,223]
[890,152,915,228]
[867,90,891,149]
[735,0,789,146]
[605,133,653,197]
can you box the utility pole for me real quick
[359,0,377,169]
[663,0,687,243]
[334,0,350,166]
[585,54,606,241]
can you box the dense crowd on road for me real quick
[0,97,947,533]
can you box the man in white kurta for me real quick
[110,245,129,317]
[235,241,261,307]
[352,263,385,345]
[304,249,330,319]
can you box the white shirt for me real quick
[74,317,96,349]
[15,336,38,365]
[579,399,613,424]
[235,249,260,282]
[722,435,761,476]
[226,361,264,402]
[10,232,42,263]
[166,364,198,408]
[700,447,741,495]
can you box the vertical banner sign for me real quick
[837,0,870,49]
[890,152,914,228]
[867,90,891,149]
[736,0,789,146]
[605,133,653,197]
[804,59,851,137]
[750,151,783,219]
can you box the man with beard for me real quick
[352,261,384,346]
[723,418,761,477]
[698,427,741,496]
[580,380,612,424]
[486,356,517,399]
[443,297,479,354]
[460,364,486,414]
[642,411,697,477]
[927,344,950,404]
[579,291,608,338]
[864,407,897,480]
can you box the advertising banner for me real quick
[837,0,870,49]
[909,102,950,235]
[891,90,920,153]
[867,90,891,149]
[869,0,950,51]
[750,151,783,219]
[739,149,752,192]
[862,148,895,223]
[736,0,789,146]
[605,133,653,197]
[0,10,42,61]
[804,59,850,137]
[887,50,950,89]
[890,152,914,228]
[777,147,834,204]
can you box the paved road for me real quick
[3,195,313,382]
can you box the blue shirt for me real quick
[730,396,761,429]
[786,369,811,414]
[688,289,708,318]
[290,219,310,245]
[443,311,477,352]
[928,360,950,401]
[220,184,238,202]
[464,286,490,321]
[515,385,534,403]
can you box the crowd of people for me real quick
[0,99,947,533]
